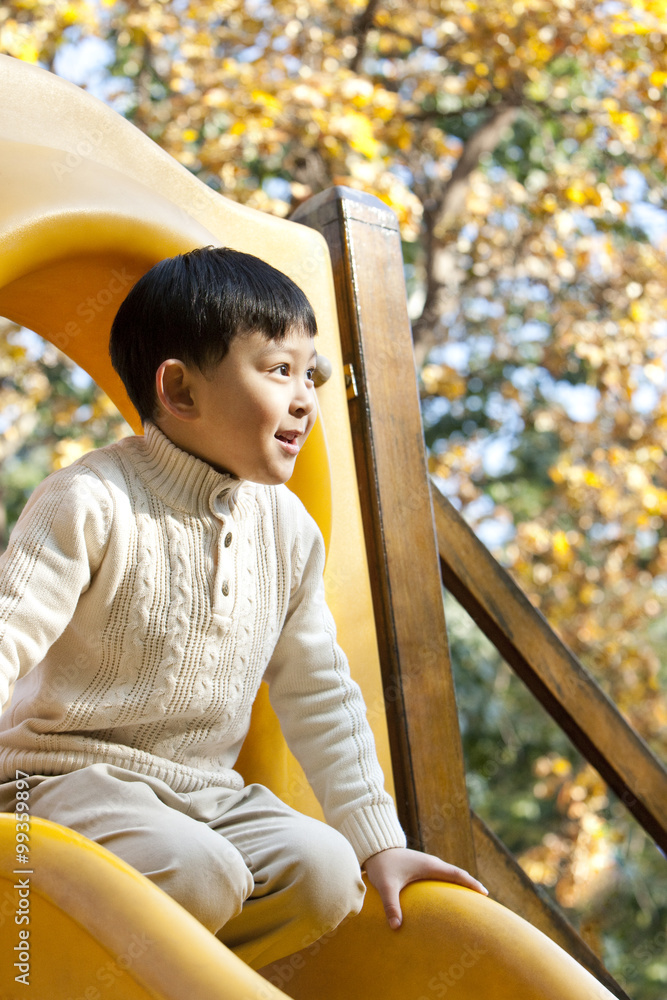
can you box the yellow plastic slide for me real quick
[0,53,616,1000]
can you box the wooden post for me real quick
[292,186,476,872]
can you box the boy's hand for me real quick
[363,847,489,930]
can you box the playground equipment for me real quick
[0,51,662,999]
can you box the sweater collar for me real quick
[136,423,250,515]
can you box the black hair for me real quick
[109,246,318,423]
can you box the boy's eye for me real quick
[277,364,289,376]
[306,367,316,381]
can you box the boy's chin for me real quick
[237,464,296,487]
[208,452,298,486]
[256,471,295,487]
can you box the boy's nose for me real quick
[290,384,315,417]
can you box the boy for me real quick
[0,247,485,971]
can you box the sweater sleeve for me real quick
[263,505,406,864]
[0,464,112,714]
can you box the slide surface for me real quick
[0,813,617,1000]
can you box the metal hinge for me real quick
[344,363,358,400]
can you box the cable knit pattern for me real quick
[0,424,405,862]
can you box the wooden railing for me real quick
[292,185,666,1000]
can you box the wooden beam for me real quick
[433,483,667,855]
[292,187,476,871]
[471,813,631,1000]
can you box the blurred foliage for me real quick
[0,323,131,546]
[1,0,666,995]
[448,594,667,999]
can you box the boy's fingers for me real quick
[463,873,489,895]
[420,856,488,896]
[443,864,489,896]
[452,870,489,896]
[459,874,488,895]
[364,848,489,935]
[378,882,402,929]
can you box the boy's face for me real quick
[181,328,318,484]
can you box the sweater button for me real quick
[221,580,230,596]
[224,532,232,547]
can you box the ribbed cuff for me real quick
[338,802,407,864]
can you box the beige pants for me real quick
[0,763,366,968]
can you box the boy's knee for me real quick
[146,830,253,934]
[291,827,365,934]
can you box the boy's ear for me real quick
[155,359,199,421]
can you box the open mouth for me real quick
[275,431,301,455]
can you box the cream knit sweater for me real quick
[0,424,405,862]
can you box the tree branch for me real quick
[440,104,519,218]
[349,0,383,72]
[411,104,520,357]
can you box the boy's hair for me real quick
[109,246,318,423]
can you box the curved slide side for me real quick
[0,813,615,1000]
[0,812,289,1000]
[265,880,617,1000]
